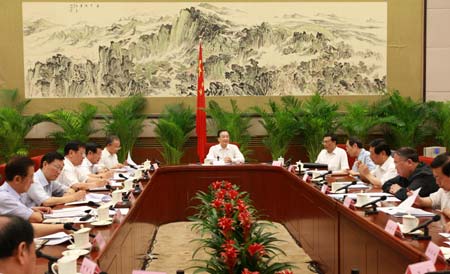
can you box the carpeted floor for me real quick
[146,221,314,274]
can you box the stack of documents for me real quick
[35,232,71,246]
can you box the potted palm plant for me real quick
[46,103,98,153]
[0,89,47,162]
[153,103,195,165]
[426,101,450,151]
[252,97,300,160]
[372,90,433,149]
[103,95,147,162]
[207,99,252,158]
[296,93,339,161]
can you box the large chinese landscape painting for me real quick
[23,2,387,98]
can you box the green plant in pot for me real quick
[296,93,339,162]
[207,99,252,158]
[46,103,98,153]
[252,96,300,160]
[103,95,147,163]
[153,103,195,165]
[372,90,433,149]
[0,89,47,162]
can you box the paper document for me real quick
[65,193,111,206]
[397,188,421,211]
[378,206,435,217]
[36,232,71,246]
[44,206,93,218]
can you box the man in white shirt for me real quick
[99,135,124,169]
[24,152,85,207]
[346,137,376,176]
[78,142,113,182]
[415,153,450,231]
[205,130,244,164]
[315,134,349,171]
[358,138,397,188]
[58,141,107,190]
[0,157,50,223]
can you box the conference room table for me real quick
[34,164,450,274]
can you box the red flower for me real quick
[221,239,238,272]
[227,189,239,200]
[276,271,293,274]
[212,181,222,190]
[242,268,260,274]
[223,181,233,190]
[236,199,248,212]
[211,198,224,209]
[216,189,227,200]
[248,243,265,257]
[224,202,234,216]
[218,217,234,235]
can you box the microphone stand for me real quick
[412,226,432,241]
[36,249,59,274]
[361,196,387,215]
[334,181,356,194]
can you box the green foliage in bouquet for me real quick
[189,181,295,274]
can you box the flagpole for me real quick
[196,38,207,163]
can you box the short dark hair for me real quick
[64,141,85,156]
[324,133,337,143]
[0,215,34,258]
[348,137,363,148]
[369,138,391,156]
[5,157,34,182]
[85,142,101,154]
[430,152,450,169]
[394,147,419,163]
[217,130,229,138]
[106,135,120,146]
[40,152,64,168]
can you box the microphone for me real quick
[361,195,387,208]
[315,170,332,179]
[119,174,128,180]
[410,215,441,240]
[284,158,292,167]
[361,195,387,215]
[64,222,96,238]
[36,249,59,274]
[105,184,112,190]
[129,164,138,169]
[334,181,356,193]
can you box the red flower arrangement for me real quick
[189,180,294,274]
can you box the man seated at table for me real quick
[0,157,50,223]
[345,136,376,176]
[99,135,125,169]
[0,215,36,274]
[415,153,450,216]
[58,141,108,190]
[24,152,86,207]
[382,147,438,200]
[315,133,349,172]
[205,130,245,164]
[358,138,397,188]
[79,142,113,181]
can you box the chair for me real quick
[337,144,356,168]
[0,163,5,186]
[419,155,434,166]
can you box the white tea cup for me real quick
[97,205,110,222]
[356,193,370,206]
[71,227,91,248]
[111,190,122,204]
[123,179,133,191]
[402,214,419,232]
[51,255,78,274]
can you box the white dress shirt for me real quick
[58,158,84,187]
[205,144,245,164]
[0,183,33,220]
[78,157,99,182]
[24,169,68,207]
[315,146,349,171]
[98,148,119,169]
[352,148,376,172]
[371,156,397,185]
[429,188,450,211]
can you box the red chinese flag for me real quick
[196,42,207,162]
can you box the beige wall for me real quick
[0,0,424,115]
[426,0,450,101]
